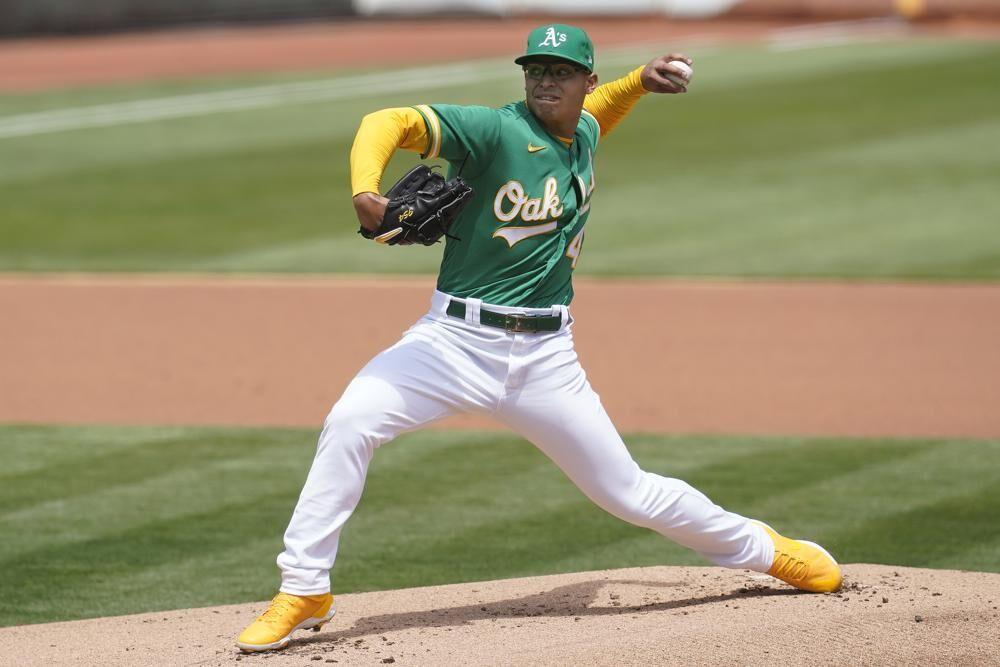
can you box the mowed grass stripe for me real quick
[680,438,941,509]
[4,493,296,624]
[0,431,281,513]
[0,425,190,477]
[836,486,1000,573]
[744,441,1000,570]
[941,532,1000,573]
[0,428,481,555]
[1,39,998,278]
[1,425,999,626]
[0,431,310,565]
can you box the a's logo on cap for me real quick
[539,26,567,48]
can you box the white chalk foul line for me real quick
[768,17,911,52]
[0,43,707,140]
[0,61,514,139]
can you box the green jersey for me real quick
[413,102,599,308]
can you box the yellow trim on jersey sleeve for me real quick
[583,66,648,138]
[349,106,432,196]
[414,104,442,159]
[580,109,600,146]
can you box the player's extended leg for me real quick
[495,335,841,592]
[497,373,769,570]
[238,320,497,651]
[275,371,451,595]
[278,322,498,594]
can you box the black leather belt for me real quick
[446,300,562,333]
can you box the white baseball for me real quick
[664,61,693,87]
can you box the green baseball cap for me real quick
[514,24,595,72]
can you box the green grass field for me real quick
[1,38,999,277]
[1,424,998,627]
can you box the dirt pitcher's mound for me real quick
[2,565,998,666]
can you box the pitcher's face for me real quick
[523,58,597,128]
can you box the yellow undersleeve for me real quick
[350,107,430,196]
[583,66,648,137]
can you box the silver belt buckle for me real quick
[504,313,530,333]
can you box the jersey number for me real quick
[565,229,585,269]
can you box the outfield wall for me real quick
[2,0,996,36]
[0,0,355,37]
[352,0,741,18]
[730,0,1000,18]
[355,0,997,19]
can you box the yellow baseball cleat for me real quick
[754,521,843,593]
[236,592,335,652]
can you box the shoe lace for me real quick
[258,594,298,625]
[771,550,809,581]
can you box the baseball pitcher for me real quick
[237,24,842,652]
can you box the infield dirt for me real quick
[2,564,998,665]
[3,274,1000,439]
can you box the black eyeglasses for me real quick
[522,63,586,82]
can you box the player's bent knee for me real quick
[319,398,404,455]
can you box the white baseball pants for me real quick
[277,290,774,594]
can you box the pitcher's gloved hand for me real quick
[358,165,474,246]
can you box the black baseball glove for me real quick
[359,165,474,246]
